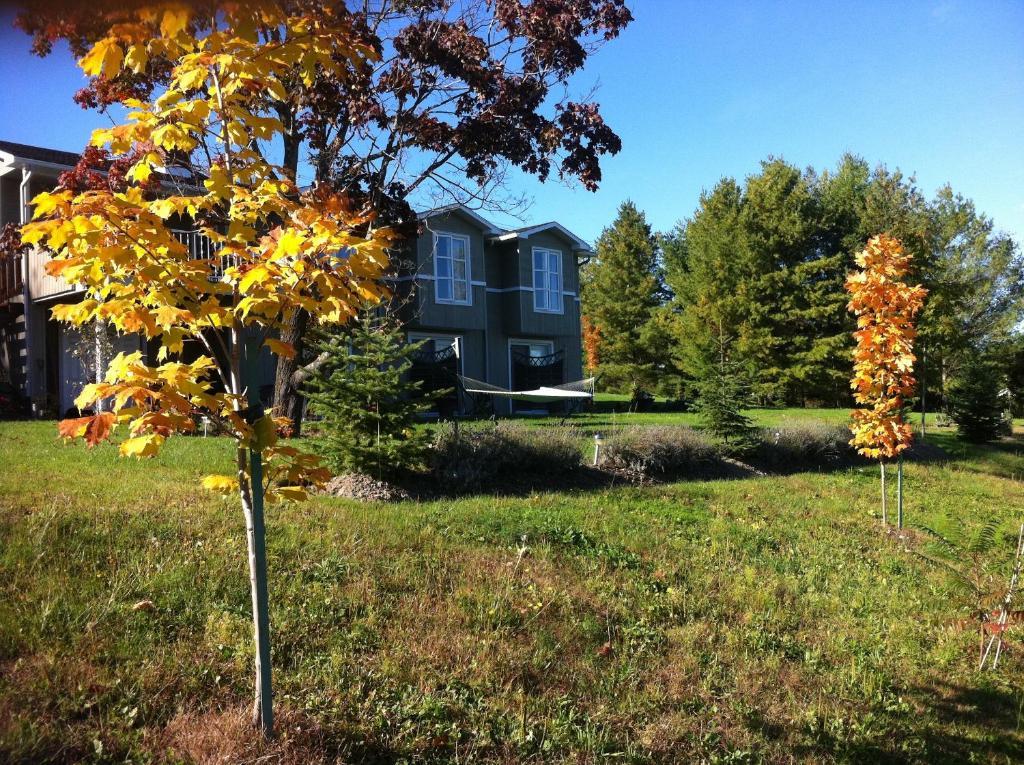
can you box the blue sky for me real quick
[1,0,1022,245]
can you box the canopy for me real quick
[459,375,596,403]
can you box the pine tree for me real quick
[695,326,758,450]
[581,201,663,394]
[305,307,432,479]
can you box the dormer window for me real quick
[433,232,471,305]
[532,247,563,313]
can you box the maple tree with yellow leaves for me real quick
[21,2,391,735]
[846,234,927,525]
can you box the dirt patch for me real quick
[321,473,412,502]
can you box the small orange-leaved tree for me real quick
[846,234,927,528]
[582,314,602,372]
[21,2,390,735]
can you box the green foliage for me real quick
[305,306,431,478]
[580,201,664,393]
[946,352,1012,443]
[693,333,759,451]
[664,154,1024,408]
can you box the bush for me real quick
[429,421,583,493]
[753,421,855,471]
[599,426,718,479]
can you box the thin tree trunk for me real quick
[896,458,904,530]
[880,461,887,526]
[237,447,273,735]
[272,308,309,436]
[920,345,927,438]
[94,320,106,413]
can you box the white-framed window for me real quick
[433,232,471,305]
[532,247,563,313]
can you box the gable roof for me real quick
[489,221,594,254]
[417,203,503,235]
[418,204,593,253]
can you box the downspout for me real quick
[19,167,35,415]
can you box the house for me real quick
[0,141,591,418]
[399,205,591,415]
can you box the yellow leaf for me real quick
[119,433,165,458]
[160,6,190,38]
[124,44,149,74]
[239,265,271,292]
[252,415,278,451]
[80,38,123,78]
[264,339,296,359]
[201,474,239,494]
[274,486,308,502]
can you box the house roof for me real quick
[419,203,593,253]
[490,221,594,253]
[417,203,503,235]
[0,140,81,173]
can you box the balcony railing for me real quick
[0,252,24,308]
[171,229,239,281]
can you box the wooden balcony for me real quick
[0,251,23,308]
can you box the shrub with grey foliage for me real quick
[429,421,583,493]
[599,426,719,479]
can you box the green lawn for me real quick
[2,416,1023,763]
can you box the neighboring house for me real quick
[399,205,591,415]
[0,141,590,418]
[0,140,277,417]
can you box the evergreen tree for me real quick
[669,179,752,395]
[694,326,758,450]
[581,200,664,395]
[947,352,1010,443]
[305,307,432,479]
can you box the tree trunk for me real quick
[880,461,887,526]
[272,308,309,436]
[94,320,106,413]
[897,458,904,530]
[920,345,927,438]
[238,445,273,736]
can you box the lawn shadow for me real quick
[909,679,1024,763]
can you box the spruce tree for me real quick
[580,200,663,394]
[695,327,758,451]
[305,307,432,479]
[947,352,1010,443]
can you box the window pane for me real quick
[452,237,466,260]
[435,235,450,259]
[436,257,452,278]
[548,251,559,276]
[437,279,453,300]
[453,258,466,281]
[454,280,467,301]
[534,250,545,270]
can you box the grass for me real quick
[2,413,1024,763]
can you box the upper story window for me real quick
[433,232,472,305]
[532,247,563,313]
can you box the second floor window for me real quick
[433,232,471,305]
[532,247,563,313]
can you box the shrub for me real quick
[753,421,855,471]
[599,426,718,479]
[429,421,583,493]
